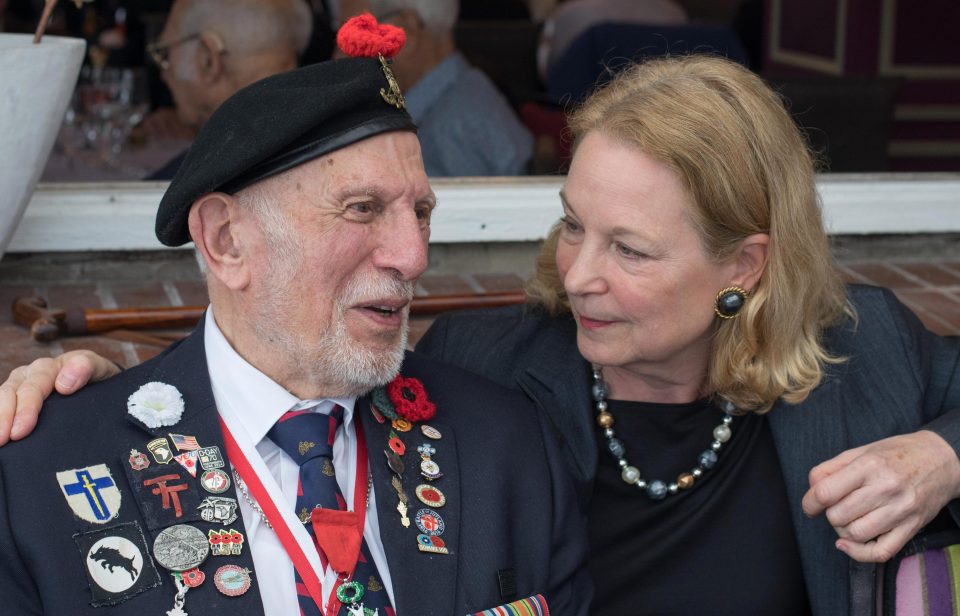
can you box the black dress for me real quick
[588,398,812,615]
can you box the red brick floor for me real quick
[2,261,959,377]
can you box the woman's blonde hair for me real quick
[528,54,850,412]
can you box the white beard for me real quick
[252,250,411,398]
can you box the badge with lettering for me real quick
[414,508,445,536]
[198,496,240,525]
[74,522,162,606]
[214,565,253,597]
[197,446,225,470]
[173,451,199,477]
[124,463,202,530]
[128,449,150,471]
[420,424,442,440]
[199,469,230,494]
[415,484,446,508]
[57,464,122,524]
[147,438,174,465]
[416,533,449,555]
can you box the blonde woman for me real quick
[3,56,960,614]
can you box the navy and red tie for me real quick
[268,406,393,615]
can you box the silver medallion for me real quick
[153,525,210,572]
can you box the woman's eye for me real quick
[560,216,581,233]
[616,242,644,259]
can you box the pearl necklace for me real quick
[591,365,736,500]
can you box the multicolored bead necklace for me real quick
[592,365,736,500]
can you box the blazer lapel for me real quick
[359,395,460,616]
[513,317,597,507]
[768,376,851,616]
[120,323,264,615]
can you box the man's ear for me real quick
[730,233,770,292]
[196,31,226,84]
[188,193,251,291]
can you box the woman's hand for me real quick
[802,431,960,562]
[0,351,121,445]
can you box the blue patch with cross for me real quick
[57,464,122,524]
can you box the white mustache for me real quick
[341,275,415,307]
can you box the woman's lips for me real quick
[578,315,616,330]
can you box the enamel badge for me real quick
[147,438,174,465]
[214,565,253,597]
[416,534,449,555]
[57,464,122,524]
[197,496,239,525]
[128,449,150,471]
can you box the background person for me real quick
[140,0,312,179]
[333,0,534,176]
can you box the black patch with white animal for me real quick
[74,522,162,606]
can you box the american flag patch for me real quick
[169,433,200,451]
[470,594,549,616]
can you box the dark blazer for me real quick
[416,284,960,615]
[0,319,591,615]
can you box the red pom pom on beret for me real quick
[337,13,406,58]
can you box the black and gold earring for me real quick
[714,286,748,319]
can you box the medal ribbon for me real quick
[219,415,370,615]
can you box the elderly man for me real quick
[0,37,589,615]
[335,0,534,176]
[142,0,311,179]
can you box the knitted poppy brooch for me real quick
[337,13,407,109]
[372,375,436,423]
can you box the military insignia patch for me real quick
[123,462,202,530]
[57,464,122,524]
[147,438,174,465]
[74,522,162,606]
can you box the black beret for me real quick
[155,56,416,246]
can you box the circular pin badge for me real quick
[153,525,210,572]
[388,436,406,456]
[415,484,446,508]
[420,459,442,480]
[180,567,205,588]
[214,565,253,597]
[392,418,413,432]
[200,469,231,494]
[415,508,445,536]
[420,424,442,440]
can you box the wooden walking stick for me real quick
[13,290,527,342]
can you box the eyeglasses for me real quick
[146,33,201,71]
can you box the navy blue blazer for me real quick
[0,319,591,615]
[416,284,960,615]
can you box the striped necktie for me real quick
[268,406,393,615]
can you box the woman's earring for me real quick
[715,286,748,319]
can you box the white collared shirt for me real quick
[204,308,395,614]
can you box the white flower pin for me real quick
[127,382,185,428]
